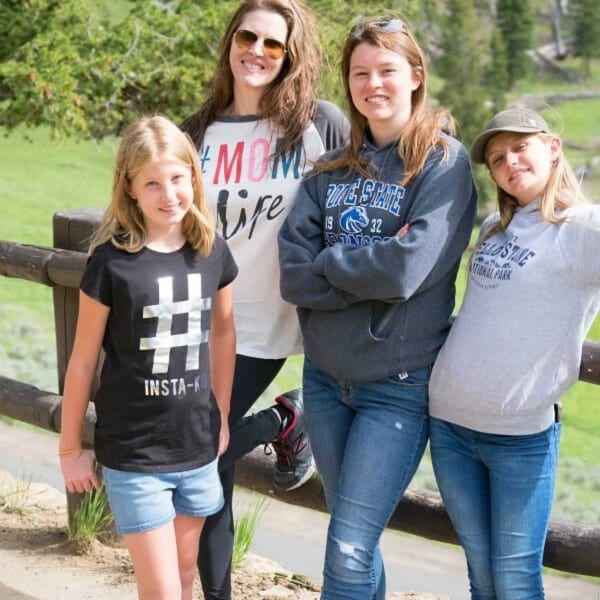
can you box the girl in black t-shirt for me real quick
[59,115,237,600]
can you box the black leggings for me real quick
[197,354,286,600]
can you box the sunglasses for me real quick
[350,17,405,36]
[233,29,287,60]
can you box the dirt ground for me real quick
[2,417,600,600]
[0,468,448,600]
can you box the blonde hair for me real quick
[181,0,322,157]
[90,115,214,256]
[318,17,454,185]
[481,130,589,243]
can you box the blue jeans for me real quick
[303,359,430,600]
[429,417,561,600]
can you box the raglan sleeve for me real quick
[313,100,350,152]
[587,208,600,284]
[559,205,600,286]
[278,172,353,310]
[313,145,478,302]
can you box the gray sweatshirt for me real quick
[278,134,477,383]
[429,201,600,435]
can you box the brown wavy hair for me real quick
[90,116,214,256]
[318,17,454,185]
[181,0,322,156]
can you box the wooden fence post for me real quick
[52,208,104,524]
[53,208,103,391]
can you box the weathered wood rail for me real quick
[0,374,599,577]
[2,238,599,386]
[1,208,599,578]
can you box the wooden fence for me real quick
[0,208,599,578]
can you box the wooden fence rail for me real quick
[0,241,87,288]
[1,215,600,578]
[0,374,599,577]
[2,239,600,385]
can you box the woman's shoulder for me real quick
[211,233,229,253]
[479,211,501,237]
[421,132,470,175]
[564,202,600,218]
[314,99,346,119]
[317,144,348,162]
[561,202,600,230]
[312,99,350,150]
[438,131,469,159]
[208,234,238,282]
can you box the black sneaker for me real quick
[271,389,316,491]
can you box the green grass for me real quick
[0,472,32,515]
[232,495,269,571]
[0,126,116,391]
[67,484,115,552]
[540,99,600,200]
[0,126,116,246]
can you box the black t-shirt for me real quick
[80,237,237,472]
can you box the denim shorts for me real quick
[102,458,224,535]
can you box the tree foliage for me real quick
[0,0,60,62]
[0,0,234,138]
[436,0,494,212]
[1,0,597,144]
[0,0,456,141]
[484,27,509,113]
[496,0,534,89]
[437,0,489,146]
[570,0,600,79]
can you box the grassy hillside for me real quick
[0,127,116,391]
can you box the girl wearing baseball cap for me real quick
[429,106,600,599]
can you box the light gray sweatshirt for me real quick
[429,201,600,435]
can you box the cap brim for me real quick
[470,126,546,164]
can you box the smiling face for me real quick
[229,9,288,109]
[486,132,561,206]
[128,157,194,240]
[348,42,421,147]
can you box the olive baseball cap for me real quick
[470,106,550,164]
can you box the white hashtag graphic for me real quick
[139,274,211,374]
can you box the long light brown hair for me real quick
[318,17,454,185]
[90,116,214,256]
[181,0,322,156]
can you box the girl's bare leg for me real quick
[124,515,205,600]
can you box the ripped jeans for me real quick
[302,359,430,600]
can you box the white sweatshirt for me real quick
[429,201,600,435]
[199,101,348,359]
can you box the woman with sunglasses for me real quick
[181,1,349,598]
[278,17,477,599]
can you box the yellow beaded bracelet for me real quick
[58,447,82,457]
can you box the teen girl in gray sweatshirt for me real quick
[429,106,600,600]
